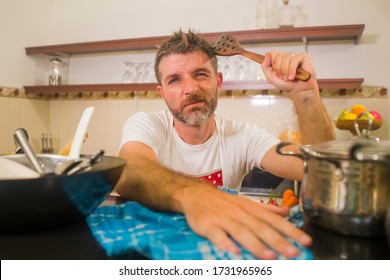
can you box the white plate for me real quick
[0,157,40,180]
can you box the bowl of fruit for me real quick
[334,104,382,135]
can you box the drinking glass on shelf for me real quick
[218,57,231,81]
[135,62,145,83]
[254,66,266,81]
[237,57,249,81]
[122,61,136,84]
[140,62,154,83]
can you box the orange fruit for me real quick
[351,104,366,116]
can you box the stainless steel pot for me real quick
[276,139,390,237]
[0,153,126,233]
[387,195,390,246]
[352,142,390,246]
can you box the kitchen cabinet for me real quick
[23,24,365,96]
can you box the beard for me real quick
[167,91,218,126]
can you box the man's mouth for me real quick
[183,95,206,109]
[184,100,206,110]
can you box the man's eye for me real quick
[196,72,208,78]
[168,78,179,84]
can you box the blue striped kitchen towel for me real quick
[86,189,312,260]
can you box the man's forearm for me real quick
[292,88,336,144]
[115,154,212,213]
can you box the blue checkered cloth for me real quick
[87,188,312,260]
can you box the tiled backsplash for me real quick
[1,85,388,155]
[1,85,387,100]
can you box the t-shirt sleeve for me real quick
[235,121,280,172]
[119,112,164,155]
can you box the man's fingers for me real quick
[205,225,241,256]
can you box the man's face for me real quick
[157,51,222,126]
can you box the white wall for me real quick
[1,0,389,154]
[1,0,389,88]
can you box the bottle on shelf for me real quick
[268,0,279,29]
[294,5,307,27]
[278,0,294,28]
[255,0,269,29]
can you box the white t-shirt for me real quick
[120,110,280,190]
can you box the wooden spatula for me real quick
[213,34,311,82]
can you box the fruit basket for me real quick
[334,119,382,135]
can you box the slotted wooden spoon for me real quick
[213,34,311,81]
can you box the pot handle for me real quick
[353,112,379,142]
[350,142,389,163]
[275,141,306,160]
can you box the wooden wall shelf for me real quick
[24,24,365,99]
[25,24,365,56]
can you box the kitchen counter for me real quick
[1,196,389,260]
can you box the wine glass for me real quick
[122,61,136,84]
[237,57,246,81]
[254,66,266,81]
[140,62,153,83]
[220,57,232,81]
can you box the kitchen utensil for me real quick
[14,128,92,176]
[41,133,54,153]
[213,34,311,81]
[58,133,88,156]
[51,154,102,176]
[68,106,95,160]
[13,127,28,154]
[41,133,47,153]
[13,128,45,175]
[0,157,40,179]
[276,138,390,237]
[0,153,126,232]
[65,149,105,175]
[53,158,83,176]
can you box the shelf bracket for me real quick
[302,36,308,53]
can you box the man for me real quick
[116,30,335,259]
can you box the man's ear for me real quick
[217,72,223,91]
[157,85,163,98]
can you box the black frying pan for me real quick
[0,154,126,233]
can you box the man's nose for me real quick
[182,77,200,95]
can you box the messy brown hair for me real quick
[154,29,218,85]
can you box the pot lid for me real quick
[308,139,390,160]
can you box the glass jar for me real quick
[49,57,62,85]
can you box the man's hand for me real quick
[260,50,336,144]
[261,50,318,95]
[177,185,312,259]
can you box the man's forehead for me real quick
[162,50,208,64]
